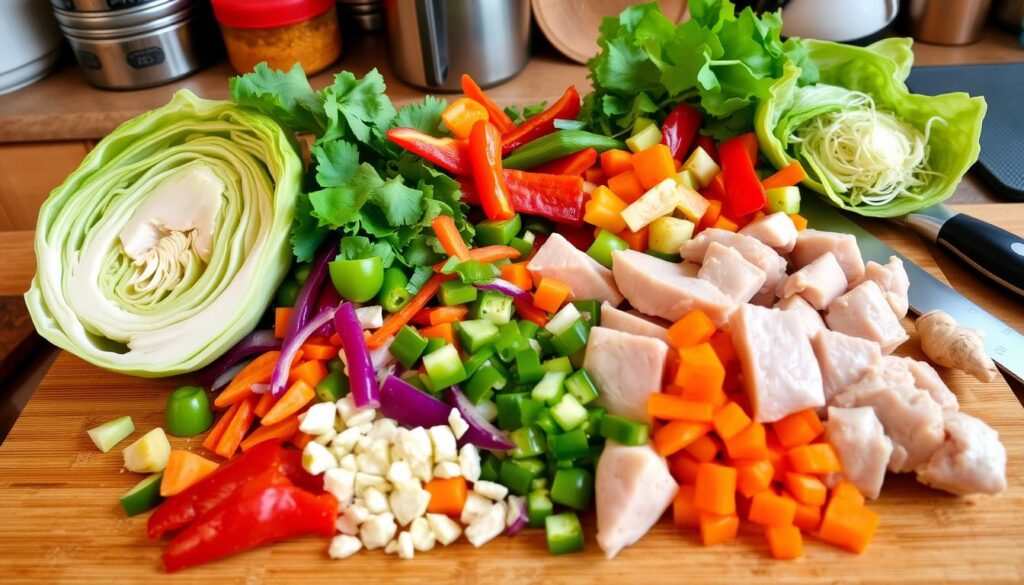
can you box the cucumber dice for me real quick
[649,216,696,255]
[766,186,801,214]
[683,146,721,188]
[120,473,163,516]
[87,415,134,453]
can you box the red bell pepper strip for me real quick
[533,147,598,176]
[460,170,585,226]
[734,132,760,165]
[386,127,470,175]
[661,103,702,160]
[695,134,719,163]
[501,86,581,156]
[719,135,767,217]
[162,468,337,572]
[468,120,516,220]
[461,74,516,134]
[147,441,318,539]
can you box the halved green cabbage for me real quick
[26,90,302,377]
[755,38,986,217]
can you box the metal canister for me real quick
[52,0,214,89]
[908,0,992,45]
[51,0,164,12]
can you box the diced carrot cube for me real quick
[784,472,827,506]
[724,421,767,460]
[699,513,739,546]
[606,170,645,203]
[653,421,712,457]
[749,491,798,527]
[788,213,808,231]
[500,262,533,291]
[600,148,633,178]
[712,402,751,441]
[667,310,716,349]
[735,459,774,497]
[793,501,822,533]
[788,443,842,475]
[632,144,677,189]
[617,225,648,251]
[819,496,879,554]
[772,408,823,449]
[533,277,571,313]
[673,485,700,528]
[668,451,701,485]
[708,330,736,365]
[684,434,720,463]
[648,393,713,422]
[766,524,803,560]
[694,462,737,516]
[675,343,724,397]
[830,480,866,506]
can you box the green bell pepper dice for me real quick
[527,489,554,528]
[422,344,467,389]
[509,425,547,459]
[551,467,594,511]
[599,414,650,446]
[474,291,514,325]
[565,369,599,405]
[479,453,502,483]
[476,214,522,246]
[587,230,629,269]
[465,364,508,405]
[551,318,589,356]
[440,279,479,307]
[463,347,496,378]
[545,512,585,555]
[315,370,350,402]
[456,319,500,353]
[390,325,429,370]
[514,349,544,384]
[500,457,546,495]
[548,428,590,460]
[165,386,213,437]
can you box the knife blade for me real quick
[800,197,1024,386]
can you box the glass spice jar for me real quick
[211,0,342,75]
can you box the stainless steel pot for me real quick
[51,0,163,12]
[384,0,530,91]
[53,0,213,89]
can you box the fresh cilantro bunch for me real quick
[581,0,818,140]
[230,64,473,272]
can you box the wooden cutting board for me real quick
[0,206,1022,585]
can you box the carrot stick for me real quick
[202,401,241,452]
[432,245,521,271]
[214,351,282,408]
[367,273,451,349]
[253,391,277,419]
[290,430,314,450]
[432,216,472,261]
[261,380,315,426]
[274,308,292,339]
[160,451,219,497]
[240,415,301,452]
[426,306,469,326]
[288,360,328,389]
[213,396,257,459]
[299,343,338,361]
[761,161,807,190]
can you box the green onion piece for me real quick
[463,347,496,378]
[165,386,213,437]
[550,394,589,431]
[564,369,599,405]
[120,472,163,517]
[551,318,590,356]
[546,512,585,555]
[421,344,467,389]
[535,330,557,357]
[540,356,573,375]
[390,325,429,370]
[551,467,594,511]
[534,410,560,435]
[87,415,135,453]
[518,320,541,339]
[571,300,602,328]
[509,425,547,459]
[532,371,567,404]
[582,406,607,438]
[519,397,545,428]
[599,414,651,446]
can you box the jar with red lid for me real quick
[211,0,341,75]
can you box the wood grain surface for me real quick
[0,206,1021,584]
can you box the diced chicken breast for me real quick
[812,329,882,406]
[843,356,915,395]
[612,249,734,326]
[738,211,799,253]
[780,252,848,310]
[852,256,910,318]
[900,357,958,412]
[596,442,678,559]
[600,302,670,343]
[825,281,909,354]
[679,228,787,294]
[916,412,1007,496]
[586,327,669,422]
[824,407,893,499]
[697,242,766,305]
[528,233,624,305]
[774,295,826,338]
[750,290,777,307]
[833,384,944,473]
[680,262,701,278]
[730,304,825,423]
[790,229,866,283]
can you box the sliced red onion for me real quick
[195,329,280,387]
[335,302,380,408]
[475,279,530,302]
[312,285,342,337]
[210,361,249,392]
[270,307,337,397]
[379,375,451,428]
[446,386,513,451]
[504,495,528,536]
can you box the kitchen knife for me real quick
[899,203,1024,298]
[801,197,1024,386]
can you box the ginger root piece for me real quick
[917,310,997,383]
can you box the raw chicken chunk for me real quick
[780,252,848,310]
[812,329,882,406]
[916,412,1006,496]
[774,295,826,338]
[901,357,958,412]
[596,442,678,559]
[738,211,799,253]
[730,304,825,423]
[843,356,915,395]
[833,384,945,473]
[612,249,734,326]
[600,302,670,343]
[585,327,669,422]
[697,242,766,304]
[528,233,623,305]
[791,229,866,283]
[825,281,909,354]
[853,256,910,318]
[824,407,893,499]
[679,228,787,294]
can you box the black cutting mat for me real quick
[906,62,1024,201]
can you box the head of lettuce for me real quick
[25,90,302,377]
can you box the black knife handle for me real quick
[937,213,1024,297]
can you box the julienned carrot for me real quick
[161,450,219,497]
[513,297,549,327]
[461,74,516,134]
[240,415,300,452]
[424,476,468,516]
[667,310,716,349]
[289,359,328,389]
[432,215,472,261]
[202,401,241,452]
[253,391,277,419]
[261,380,315,427]
[648,393,713,422]
[368,274,452,349]
[761,161,807,190]
[215,351,282,408]
[274,308,292,339]
[432,245,522,271]
[427,306,470,326]
[300,343,338,361]
[213,395,257,459]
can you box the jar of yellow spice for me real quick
[211,0,341,75]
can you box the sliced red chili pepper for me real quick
[468,120,515,220]
[386,127,470,175]
[719,135,767,217]
[147,441,317,539]
[661,103,702,160]
[533,147,598,176]
[501,86,581,156]
[461,74,516,134]
[460,170,585,227]
[162,468,337,572]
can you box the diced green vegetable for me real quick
[766,186,801,214]
[503,130,625,170]
[501,458,545,495]
[508,236,534,257]
[540,356,573,375]
[551,467,594,511]
[535,330,556,357]
[494,322,529,362]
[87,415,135,453]
[165,386,213,437]
[519,397,545,427]
[463,347,496,377]
[453,260,499,285]
[551,318,589,356]
[583,406,607,437]
[440,279,479,306]
[424,337,446,355]
[421,344,467,389]
[646,250,682,262]
[476,214,522,246]
[514,349,544,384]
[626,124,662,153]
[275,280,301,308]
[550,394,590,431]
[509,425,547,459]
[528,489,554,528]
[564,370,599,405]
[599,414,651,446]
[571,300,601,328]
[457,319,500,353]
[120,472,164,517]
[465,364,507,404]
[548,428,590,460]
[532,371,567,404]
[587,229,629,269]
[518,320,540,339]
[496,392,528,430]
[673,169,699,191]
[122,428,171,473]
[545,303,582,335]
[534,409,560,435]
[377,267,411,313]
[390,325,428,369]
[326,356,345,372]
[473,291,514,325]
[479,453,502,483]
[545,512,585,555]
[631,116,657,136]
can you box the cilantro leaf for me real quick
[369,177,423,227]
[230,63,325,134]
[309,163,383,228]
[394,96,448,137]
[291,192,329,262]
[320,69,396,148]
[339,235,395,268]
[313,140,359,188]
